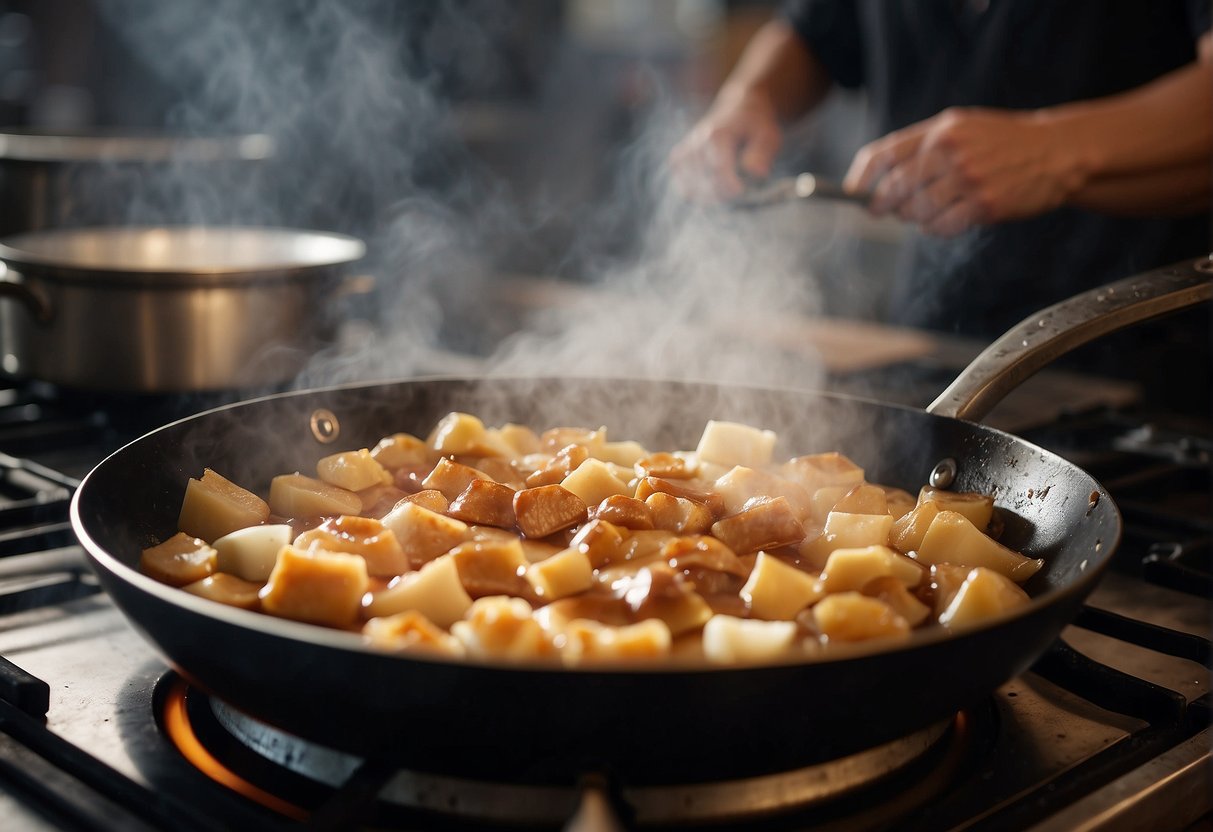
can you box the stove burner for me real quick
[158,674,973,828]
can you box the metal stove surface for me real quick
[0,382,1208,830]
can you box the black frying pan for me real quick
[70,259,1211,784]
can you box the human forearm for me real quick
[1036,48,1213,191]
[844,36,1213,235]
[1071,159,1212,216]
[670,17,834,197]
[715,19,833,123]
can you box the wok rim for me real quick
[69,374,1123,676]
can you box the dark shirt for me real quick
[782,0,1211,339]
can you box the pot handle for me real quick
[0,263,53,324]
[928,255,1213,422]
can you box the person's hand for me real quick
[669,88,784,201]
[843,107,1087,236]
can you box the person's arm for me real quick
[844,32,1212,236]
[669,19,833,198]
[1070,159,1212,216]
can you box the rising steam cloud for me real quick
[94,0,836,408]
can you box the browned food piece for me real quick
[591,495,654,530]
[818,545,924,593]
[447,479,517,529]
[614,564,712,636]
[269,473,362,521]
[141,532,217,587]
[807,486,852,521]
[634,452,693,480]
[780,452,865,493]
[616,529,679,565]
[702,615,801,664]
[392,464,433,494]
[259,545,368,628]
[497,423,542,456]
[181,573,262,610]
[645,492,713,535]
[560,459,630,508]
[400,489,449,514]
[938,567,1030,629]
[592,530,684,585]
[519,538,564,563]
[538,589,634,631]
[468,525,560,563]
[451,596,557,659]
[422,457,491,502]
[363,610,464,656]
[357,484,410,519]
[525,444,590,488]
[740,551,822,620]
[713,466,813,519]
[525,547,594,600]
[710,496,805,554]
[370,432,433,469]
[428,412,513,457]
[178,469,271,543]
[660,535,748,577]
[562,618,672,664]
[681,568,749,617]
[813,592,911,643]
[540,426,604,455]
[380,501,470,567]
[831,484,889,516]
[695,421,777,468]
[917,487,995,531]
[889,501,941,553]
[861,575,932,627]
[294,515,409,578]
[363,554,473,626]
[316,449,391,492]
[916,511,1043,581]
[881,486,917,521]
[513,485,587,539]
[568,518,626,568]
[449,539,532,599]
[925,562,974,618]
[634,477,725,519]
[464,456,526,489]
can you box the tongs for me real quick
[729,173,871,210]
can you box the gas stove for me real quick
[0,378,1208,831]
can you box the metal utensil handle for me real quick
[0,263,52,323]
[793,173,872,205]
[928,256,1213,422]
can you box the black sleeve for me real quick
[780,0,865,89]
[1184,0,1211,37]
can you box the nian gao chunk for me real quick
[710,497,805,554]
[513,485,587,539]
[448,479,517,529]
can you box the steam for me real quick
[91,1,861,438]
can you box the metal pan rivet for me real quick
[929,458,957,489]
[310,409,340,444]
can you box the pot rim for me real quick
[0,225,365,286]
[0,127,274,164]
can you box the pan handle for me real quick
[928,255,1213,422]
[0,263,53,324]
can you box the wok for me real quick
[71,257,1211,784]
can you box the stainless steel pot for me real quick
[0,226,365,393]
[0,128,274,235]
